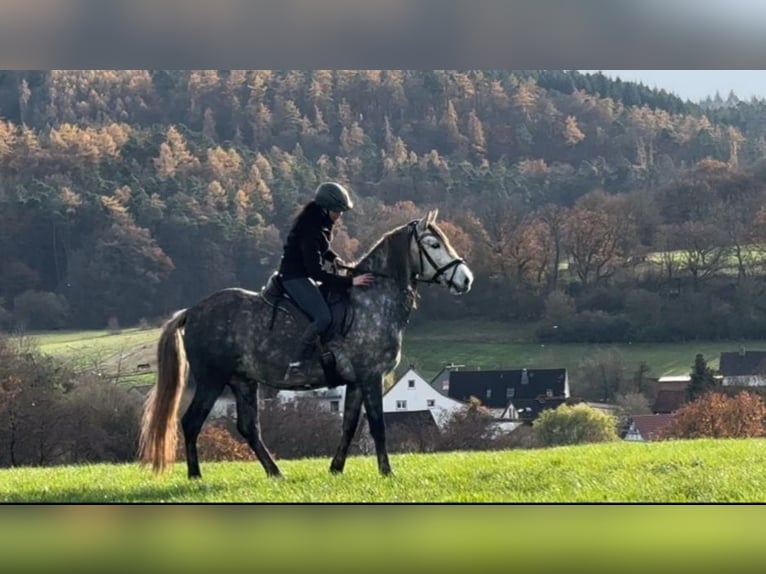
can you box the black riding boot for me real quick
[283,324,320,386]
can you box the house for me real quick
[623,414,674,441]
[382,366,465,427]
[719,349,766,386]
[649,375,690,414]
[656,375,690,392]
[278,386,346,413]
[443,367,570,422]
[652,390,687,414]
[275,366,464,426]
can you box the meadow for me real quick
[2,438,766,502]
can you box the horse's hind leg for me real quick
[329,383,363,474]
[229,376,281,478]
[181,367,228,479]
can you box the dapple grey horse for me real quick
[139,209,473,479]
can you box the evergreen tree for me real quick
[687,353,717,401]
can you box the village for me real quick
[205,347,766,448]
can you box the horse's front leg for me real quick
[360,373,392,476]
[329,383,363,474]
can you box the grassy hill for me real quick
[2,438,766,502]
[32,326,161,385]
[26,320,766,385]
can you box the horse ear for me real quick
[419,209,437,231]
[417,214,429,233]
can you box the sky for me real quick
[583,70,766,103]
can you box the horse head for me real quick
[411,209,474,295]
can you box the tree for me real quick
[153,126,199,180]
[440,100,465,154]
[662,391,765,439]
[533,403,618,447]
[674,221,727,291]
[576,347,628,402]
[687,353,717,401]
[437,397,496,451]
[535,204,566,290]
[466,110,487,160]
[563,115,585,146]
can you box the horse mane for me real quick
[352,223,413,286]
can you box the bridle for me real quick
[408,219,465,289]
[341,219,465,291]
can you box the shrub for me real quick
[533,403,619,447]
[183,422,255,462]
[258,398,344,459]
[107,316,121,335]
[661,391,766,439]
[62,378,143,463]
[436,397,497,451]
[0,335,73,467]
[12,290,70,330]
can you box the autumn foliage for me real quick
[661,391,766,439]
[178,423,255,462]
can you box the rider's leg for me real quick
[281,277,332,383]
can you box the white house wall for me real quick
[722,375,766,387]
[382,368,465,427]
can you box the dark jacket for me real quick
[278,201,353,291]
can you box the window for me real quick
[408,379,415,389]
[427,399,435,408]
[506,388,515,398]
[330,401,340,412]
[396,400,407,410]
[546,389,553,398]
[486,389,492,399]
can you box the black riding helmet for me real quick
[314,182,354,212]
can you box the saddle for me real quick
[260,271,354,386]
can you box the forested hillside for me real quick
[2,69,766,341]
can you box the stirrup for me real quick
[284,362,310,385]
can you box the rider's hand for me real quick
[352,273,374,287]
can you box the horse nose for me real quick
[462,269,473,291]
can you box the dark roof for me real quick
[652,390,687,414]
[629,414,674,440]
[719,350,766,377]
[446,369,567,409]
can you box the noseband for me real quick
[409,220,464,288]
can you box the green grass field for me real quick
[2,438,765,502]
[25,320,766,384]
[29,327,161,385]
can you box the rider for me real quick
[278,182,374,385]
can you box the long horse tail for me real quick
[138,309,189,475]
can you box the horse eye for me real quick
[429,241,441,249]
